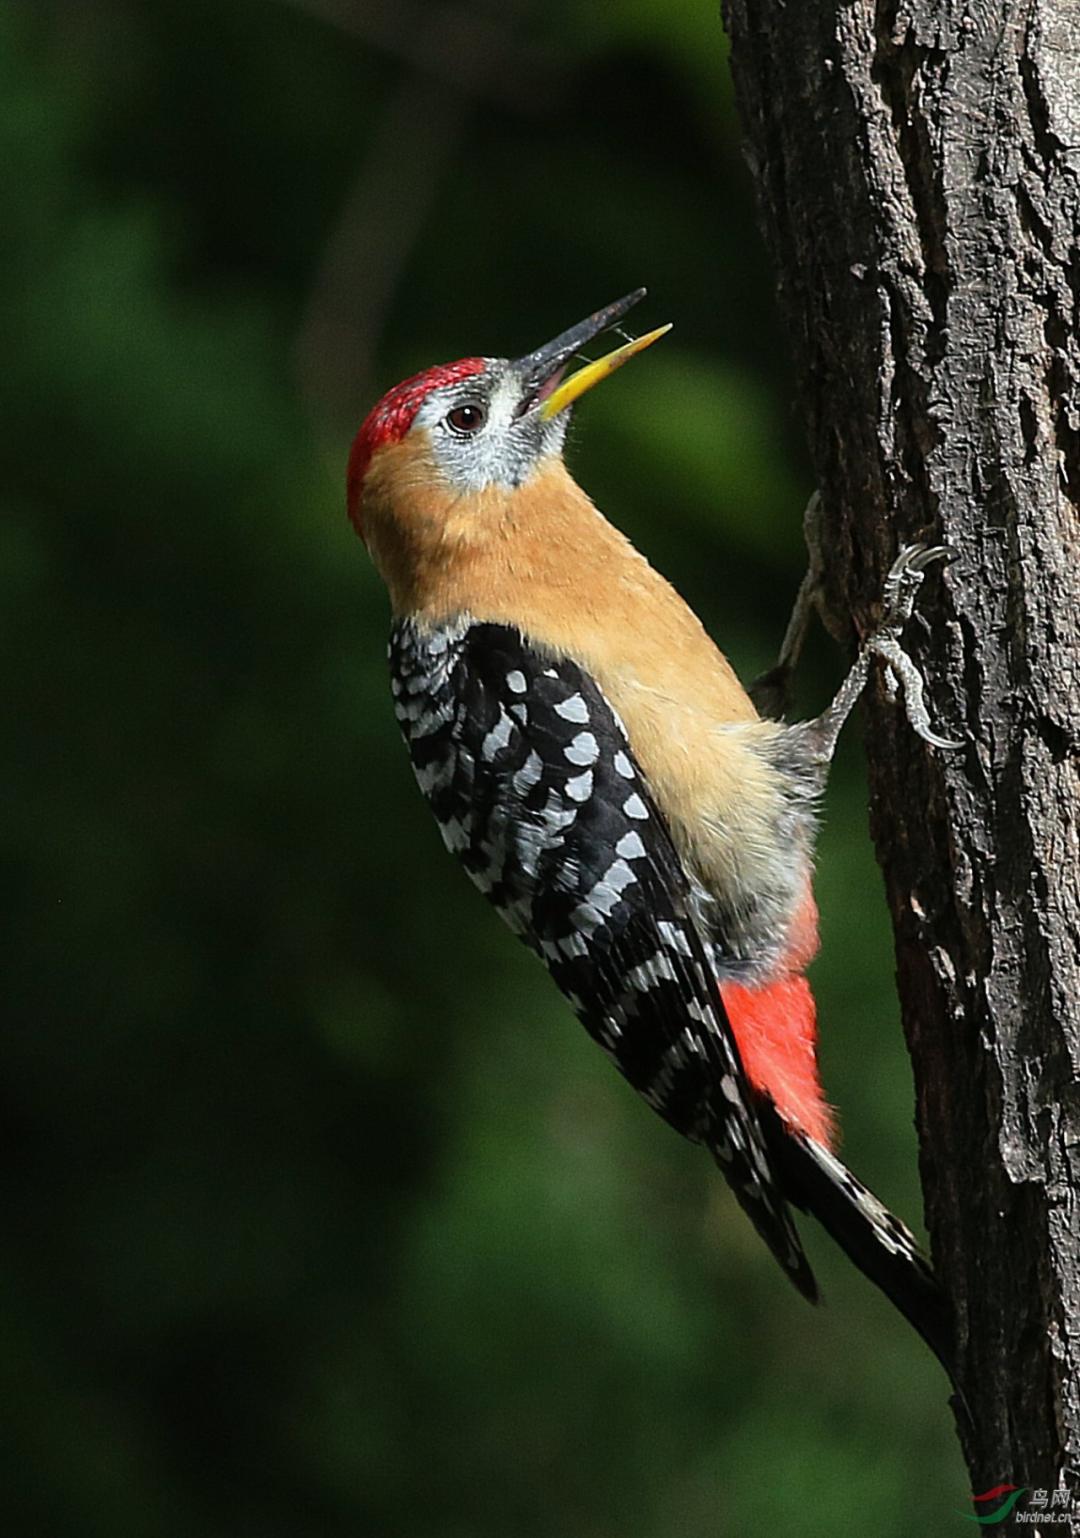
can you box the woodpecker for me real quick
[349,289,956,1376]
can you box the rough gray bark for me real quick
[720,0,1080,1519]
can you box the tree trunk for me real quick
[720,0,1080,1518]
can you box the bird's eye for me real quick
[446,402,487,435]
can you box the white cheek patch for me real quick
[489,375,523,428]
[417,368,568,493]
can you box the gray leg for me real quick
[805,543,962,765]
[750,492,826,718]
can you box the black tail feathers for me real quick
[760,1105,956,1383]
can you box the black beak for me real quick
[513,289,648,413]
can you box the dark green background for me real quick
[5,1,963,1532]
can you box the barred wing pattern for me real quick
[389,618,815,1297]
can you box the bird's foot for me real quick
[865,544,962,751]
[749,491,827,719]
[806,542,962,764]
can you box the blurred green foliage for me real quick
[4,1,963,1532]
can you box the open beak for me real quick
[513,289,671,420]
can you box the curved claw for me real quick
[885,542,954,574]
[877,642,964,748]
[906,543,955,572]
[867,551,963,749]
[879,542,956,637]
[809,539,962,764]
[923,726,965,751]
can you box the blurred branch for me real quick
[294,69,467,426]
[282,0,568,427]
[273,0,565,112]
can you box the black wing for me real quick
[390,618,815,1298]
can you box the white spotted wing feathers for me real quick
[388,618,815,1297]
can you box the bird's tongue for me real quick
[532,365,568,406]
[515,363,568,419]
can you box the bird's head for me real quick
[348,291,669,592]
